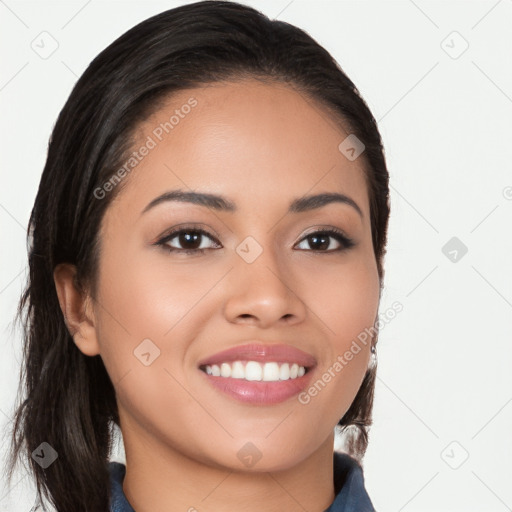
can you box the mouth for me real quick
[199,360,311,381]
[197,343,317,404]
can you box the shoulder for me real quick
[326,451,375,512]
[108,461,134,512]
[109,461,126,481]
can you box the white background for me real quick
[1,1,511,511]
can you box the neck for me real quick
[121,422,336,512]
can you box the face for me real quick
[82,79,380,472]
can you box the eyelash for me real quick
[154,225,355,255]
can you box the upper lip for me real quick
[197,342,317,368]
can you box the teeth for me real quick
[263,362,280,381]
[203,361,307,381]
[231,361,244,379]
[220,363,231,378]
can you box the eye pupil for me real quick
[180,232,201,249]
[309,234,329,251]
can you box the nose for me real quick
[222,242,307,328]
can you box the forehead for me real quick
[110,79,369,220]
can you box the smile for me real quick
[201,361,307,381]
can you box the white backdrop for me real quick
[1,1,511,511]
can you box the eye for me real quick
[294,228,355,252]
[154,226,355,256]
[155,227,221,255]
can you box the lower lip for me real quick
[199,369,314,405]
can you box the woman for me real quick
[6,1,390,511]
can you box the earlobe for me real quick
[53,263,101,357]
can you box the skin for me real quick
[54,79,380,512]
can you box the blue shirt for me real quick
[109,451,375,512]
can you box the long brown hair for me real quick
[5,1,390,510]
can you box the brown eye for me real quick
[295,229,355,252]
[157,228,221,254]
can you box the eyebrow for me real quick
[140,189,363,218]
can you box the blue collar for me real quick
[109,451,375,511]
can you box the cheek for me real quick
[96,244,205,335]
[297,254,379,417]
[301,253,380,344]
[93,244,226,379]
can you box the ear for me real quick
[53,263,100,357]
